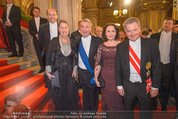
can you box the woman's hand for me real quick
[94,65,101,77]
[95,77,101,87]
[46,72,55,80]
[72,70,77,78]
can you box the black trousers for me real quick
[78,68,99,110]
[159,63,173,108]
[175,67,178,111]
[6,26,24,55]
[33,38,44,70]
[123,80,153,119]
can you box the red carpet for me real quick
[0,64,20,76]
[0,62,46,112]
[0,59,7,66]
[0,70,33,90]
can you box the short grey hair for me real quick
[80,18,92,27]
[123,17,141,31]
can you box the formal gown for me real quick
[0,22,10,52]
[46,37,82,110]
[95,43,124,111]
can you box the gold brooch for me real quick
[146,62,151,70]
[146,62,151,77]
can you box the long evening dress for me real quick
[0,21,11,51]
[95,43,124,111]
[46,37,82,110]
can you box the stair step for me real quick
[0,59,7,66]
[15,59,38,70]
[34,99,55,111]
[21,83,48,110]
[0,52,12,59]
[4,56,27,64]
[25,65,41,75]
[0,64,20,76]
[0,70,33,90]
[0,75,45,109]
[0,49,8,53]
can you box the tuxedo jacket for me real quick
[115,37,161,89]
[151,32,178,65]
[39,23,59,51]
[172,39,178,67]
[29,17,48,39]
[71,30,82,41]
[74,35,103,70]
[2,4,21,31]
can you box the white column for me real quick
[71,0,82,31]
[34,0,50,18]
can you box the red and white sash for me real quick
[129,45,152,93]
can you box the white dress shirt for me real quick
[49,22,58,40]
[78,35,92,69]
[6,4,13,23]
[159,31,172,64]
[34,17,40,32]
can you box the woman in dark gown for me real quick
[45,20,82,110]
[94,23,124,111]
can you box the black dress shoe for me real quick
[8,54,17,57]
[17,54,23,57]
[161,106,167,111]
[38,69,44,73]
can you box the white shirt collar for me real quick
[82,35,91,41]
[162,30,171,35]
[49,22,57,27]
[7,4,13,7]
[129,37,141,46]
[34,17,40,20]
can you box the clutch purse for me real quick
[98,77,105,88]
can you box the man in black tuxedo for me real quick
[74,18,103,110]
[151,18,178,111]
[115,17,161,119]
[29,7,48,73]
[39,8,58,73]
[2,0,24,57]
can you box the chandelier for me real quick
[113,0,128,18]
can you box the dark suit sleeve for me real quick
[29,20,37,37]
[39,25,44,49]
[10,6,21,25]
[46,40,54,66]
[151,39,161,88]
[172,40,178,65]
[150,33,158,40]
[115,44,122,86]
